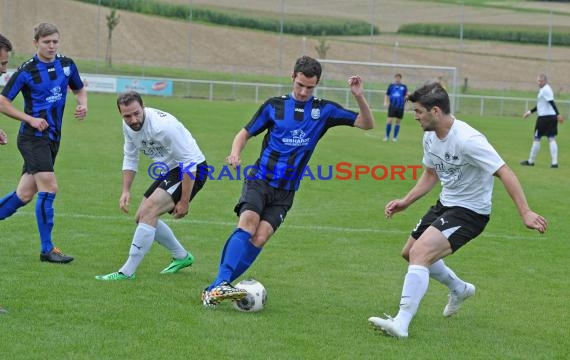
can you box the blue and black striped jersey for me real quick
[386,83,407,110]
[1,54,84,141]
[244,94,358,191]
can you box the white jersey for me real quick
[422,119,505,215]
[537,84,556,116]
[122,107,205,173]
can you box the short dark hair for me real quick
[0,33,12,52]
[408,82,450,114]
[293,56,322,82]
[34,22,59,41]
[117,91,144,110]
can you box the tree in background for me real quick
[105,9,120,68]
[315,32,330,59]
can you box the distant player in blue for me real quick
[383,73,407,142]
[0,23,88,263]
[202,56,375,307]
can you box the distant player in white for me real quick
[96,91,207,280]
[521,73,564,168]
[369,82,548,338]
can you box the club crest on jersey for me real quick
[63,66,71,76]
[311,108,320,119]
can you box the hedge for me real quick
[398,23,570,46]
[74,0,379,36]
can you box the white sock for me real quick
[155,220,188,259]
[429,259,465,292]
[529,141,540,163]
[549,139,558,165]
[395,265,429,331]
[119,223,155,276]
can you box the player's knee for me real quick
[16,189,35,203]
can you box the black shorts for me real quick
[534,115,558,138]
[234,179,295,232]
[388,106,404,119]
[411,200,490,252]
[144,161,208,203]
[17,133,59,174]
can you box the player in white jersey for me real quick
[369,82,548,338]
[96,91,208,280]
[521,73,564,168]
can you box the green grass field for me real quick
[0,93,568,359]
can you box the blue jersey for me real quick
[386,83,407,109]
[1,54,84,142]
[245,94,358,191]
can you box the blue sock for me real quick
[385,124,392,138]
[209,228,252,289]
[231,239,261,283]
[0,191,26,220]
[394,124,400,139]
[36,192,56,254]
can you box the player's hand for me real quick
[384,199,408,219]
[29,117,49,132]
[75,105,87,120]
[0,129,7,145]
[226,154,241,168]
[522,210,547,234]
[172,202,189,219]
[523,110,531,119]
[119,192,130,213]
[557,114,564,123]
[348,75,364,97]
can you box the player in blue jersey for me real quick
[0,33,12,148]
[0,33,13,315]
[383,73,407,142]
[0,23,88,263]
[201,55,375,307]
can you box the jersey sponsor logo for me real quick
[282,129,310,147]
[141,140,168,159]
[45,86,63,103]
[311,108,320,119]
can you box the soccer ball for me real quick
[232,279,267,312]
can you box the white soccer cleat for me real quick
[368,315,408,339]
[443,282,476,317]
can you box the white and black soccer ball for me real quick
[232,279,267,312]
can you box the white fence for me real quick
[164,78,570,118]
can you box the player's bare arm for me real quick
[73,87,88,120]
[494,165,548,233]
[0,95,49,131]
[226,128,251,168]
[172,171,195,219]
[120,170,136,213]
[385,167,438,218]
[349,76,375,130]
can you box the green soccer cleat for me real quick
[95,271,135,281]
[160,252,194,274]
